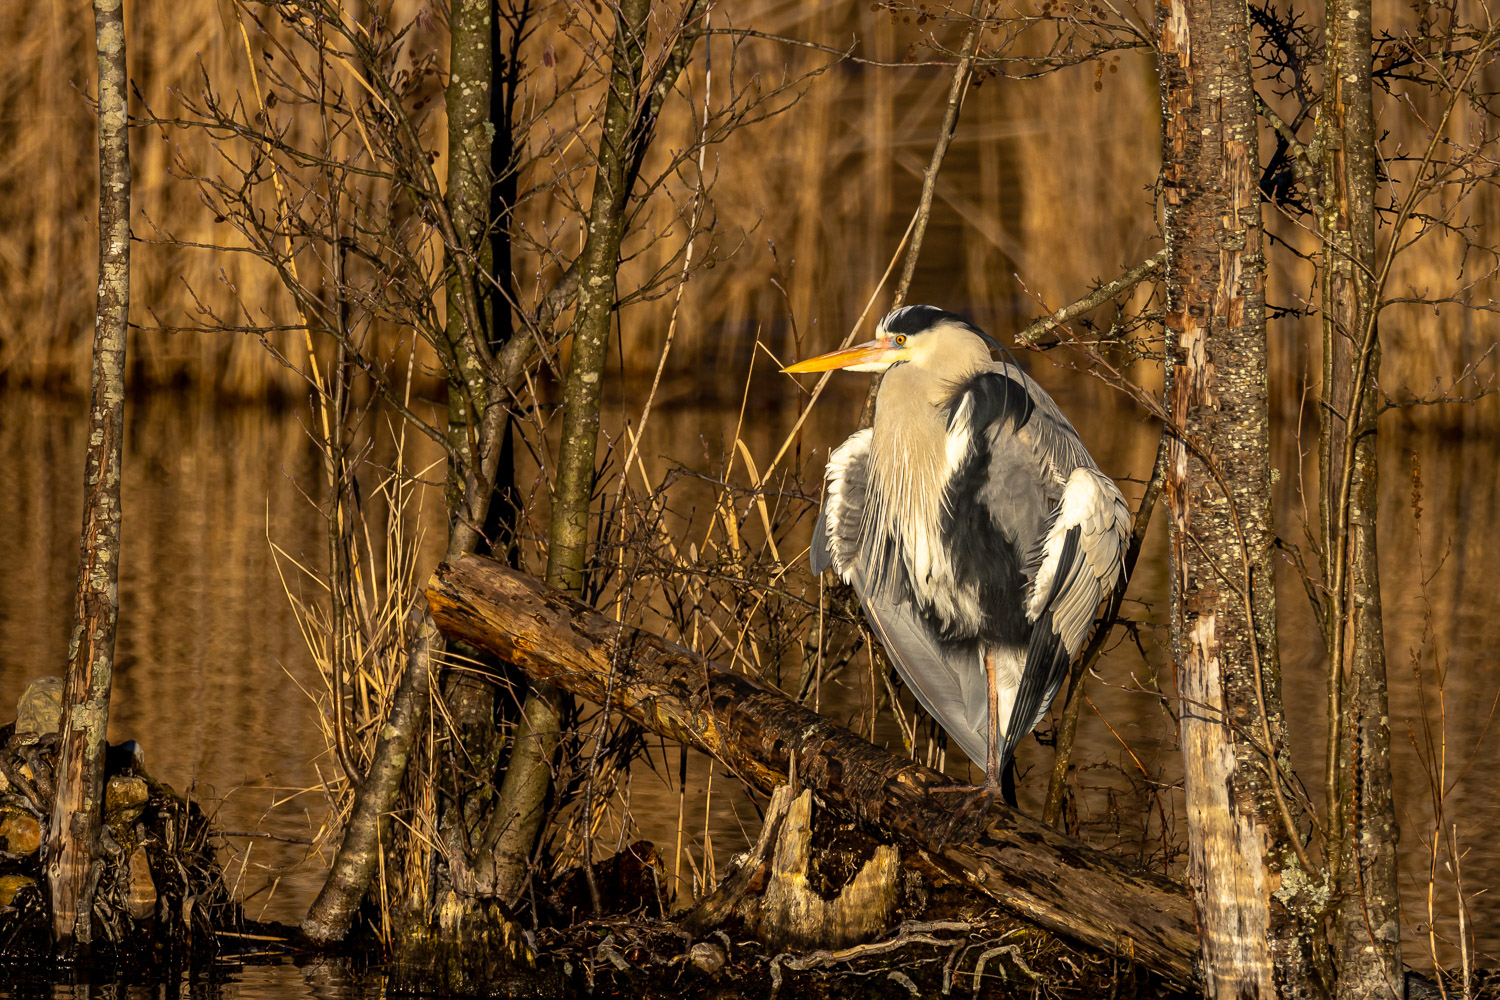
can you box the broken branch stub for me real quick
[695,783,900,952]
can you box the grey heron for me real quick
[785,305,1129,806]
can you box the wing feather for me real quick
[814,429,873,580]
[1002,529,1079,766]
[1003,467,1129,763]
[815,428,990,768]
[860,587,989,769]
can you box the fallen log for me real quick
[426,555,1200,986]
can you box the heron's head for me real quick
[782,305,997,375]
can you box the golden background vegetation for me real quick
[4,0,1490,424]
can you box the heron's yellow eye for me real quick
[894,334,907,346]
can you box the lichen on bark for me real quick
[1155,0,1325,990]
[48,0,131,950]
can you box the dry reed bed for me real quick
[2,0,1494,424]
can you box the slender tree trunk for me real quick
[488,0,651,906]
[301,0,500,939]
[1156,0,1324,993]
[476,0,525,565]
[47,0,129,949]
[488,3,521,359]
[1319,0,1403,991]
[432,0,509,903]
[443,0,496,523]
[302,614,437,941]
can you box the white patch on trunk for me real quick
[1179,612,1277,997]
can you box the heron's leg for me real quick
[1001,758,1018,808]
[984,646,1004,791]
[935,648,1008,845]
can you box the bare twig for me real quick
[859,0,987,428]
[1016,249,1167,346]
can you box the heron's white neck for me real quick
[869,375,977,559]
[864,321,993,546]
[869,364,948,524]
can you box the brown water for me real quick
[0,962,383,1000]
[2,380,1498,976]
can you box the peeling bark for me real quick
[1156,0,1324,991]
[47,0,130,951]
[427,556,1203,985]
[1319,0,1403,990]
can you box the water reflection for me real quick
[0,391,336,924]
[1,383,1497,973]
[0,959,384,1000]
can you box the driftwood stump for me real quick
[683,783,899,951]
[760,786,900,951]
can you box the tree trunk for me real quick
[47,0,130,951]
[1156,0,1324,992]
[301,0,502,940]
[442,0,495,526]
[488,0,651,907]
[1319,0,1403,990]
[439,0,509,564]
[302,613,437,941]
[433,0,513,909]
[427,556,1202,986]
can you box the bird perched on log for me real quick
[784,305,1129,806]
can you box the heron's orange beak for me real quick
[782,337,909,374]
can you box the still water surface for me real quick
[0,961,384,1000]
[2,382,1498,988]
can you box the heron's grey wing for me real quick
[859,587,990,770]
[814,428,989,768]
[1001,467,1130,765]
[991,360,1100,485]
